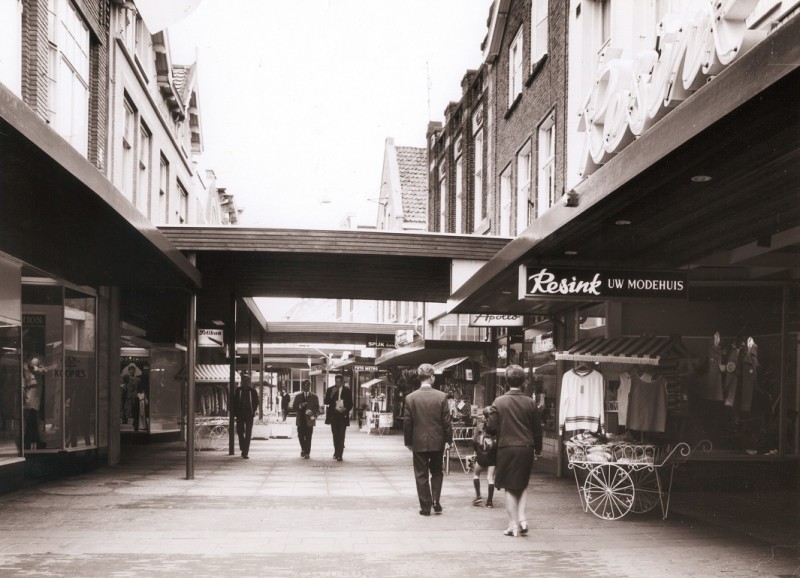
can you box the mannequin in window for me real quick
[23,354,46,449]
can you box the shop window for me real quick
[21,282,95,452]
[0,326,22,459]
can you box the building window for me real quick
[177,180,188,224]
[508,27,524,107]
[137,123,151,216]
[158,155,169,224]
[47,0,90,156]
[473,130,484,231]
[438,164,447,233]
[532,0,549,65]
[537,112,556,218]
[499,166,512,236]
[122,98,136,202]
[516,141,532,235]
[455,155,463,234]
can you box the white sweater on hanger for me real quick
[559,369,605,432]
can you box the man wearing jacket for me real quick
[293,380,320,459]
[403,363,453,516]
[324,374,353,461]
[232,371,260,459]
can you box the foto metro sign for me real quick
[519,266,687,300]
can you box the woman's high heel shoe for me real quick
[519,521,528,535]
[502,525,519,537]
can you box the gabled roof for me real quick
[394,146,428,225]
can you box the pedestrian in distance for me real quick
[280,389,290,422]
[324,374,353,461]
[471,407,497,508]
[233,371,260,459]
[293,380,320,459]
[403,363,453,516]
[485,364,542,537]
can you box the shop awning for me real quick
[432,357,469,374]
[195,365,240,383]
[555,336,689,366]
[361,378,385,388]
[375,340,489,367]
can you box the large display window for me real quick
[22,282,97,452]
[0,325,22,459]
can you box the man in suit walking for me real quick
[324,374,353,461]
[403,363,453,516]
[233,371,260,459]
[293,380,320,459]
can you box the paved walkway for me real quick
[0,424,797,577]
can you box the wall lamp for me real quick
[563,190,580,208]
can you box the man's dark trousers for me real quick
[412,450,444,512]
[297,423,314,455]
[236,416,254,457]
[331,417,348,459]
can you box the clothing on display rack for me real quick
[703,332,725,402]
[740,337,758,413]
[559,366,605,432]
[617,372,631,428]
[626,370,668,433]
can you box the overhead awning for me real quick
[361,378,385,388]
[195,365,240,383]
[375,340,489,367]
[432,357,469,374]
[555,336,690,366]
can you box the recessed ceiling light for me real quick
[211,320,225,326]
[479,305,491,309]
[564,250,578,256]
[615,219,632,226]
[691,175,712,182]
[501,290,513,295]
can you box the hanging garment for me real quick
[723,344,741,408]
[617,372,631,427]
[626,372,668,432]
[704,343,724,401]
[740,339,758,412]
[559,369,605,432]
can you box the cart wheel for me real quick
[209,425,227,450]
[629,468,660,514]
[582,464,634,520]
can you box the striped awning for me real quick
[432,356,470,374]
[361,377,385,388]
[195,365,240,383]
[555,336,688,366]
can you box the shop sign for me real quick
[366,339,394,348]
[395,329,414,347]
[578,2,766,179]
[354,365,378,372]
[519,266,687,300]
[469,314,524,327]
[198,328,224,347]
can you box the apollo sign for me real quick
[469,314,524,327]
[519,266,687,300]
[578,0,767,177]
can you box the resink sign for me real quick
[519,266,687,300]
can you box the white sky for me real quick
[168,0,490,229]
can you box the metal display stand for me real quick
[565,439,712,520]
[193,417,228,451]
[444,425,476,475]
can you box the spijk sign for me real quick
[198,328,224,347]
[519,266,687,300]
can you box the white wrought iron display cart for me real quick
[564,439,712,520]
[193,416,228,451]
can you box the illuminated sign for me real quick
[519,266,687,300]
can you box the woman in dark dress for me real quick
[486,364,542,537]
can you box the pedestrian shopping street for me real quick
[0,424,796,577]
